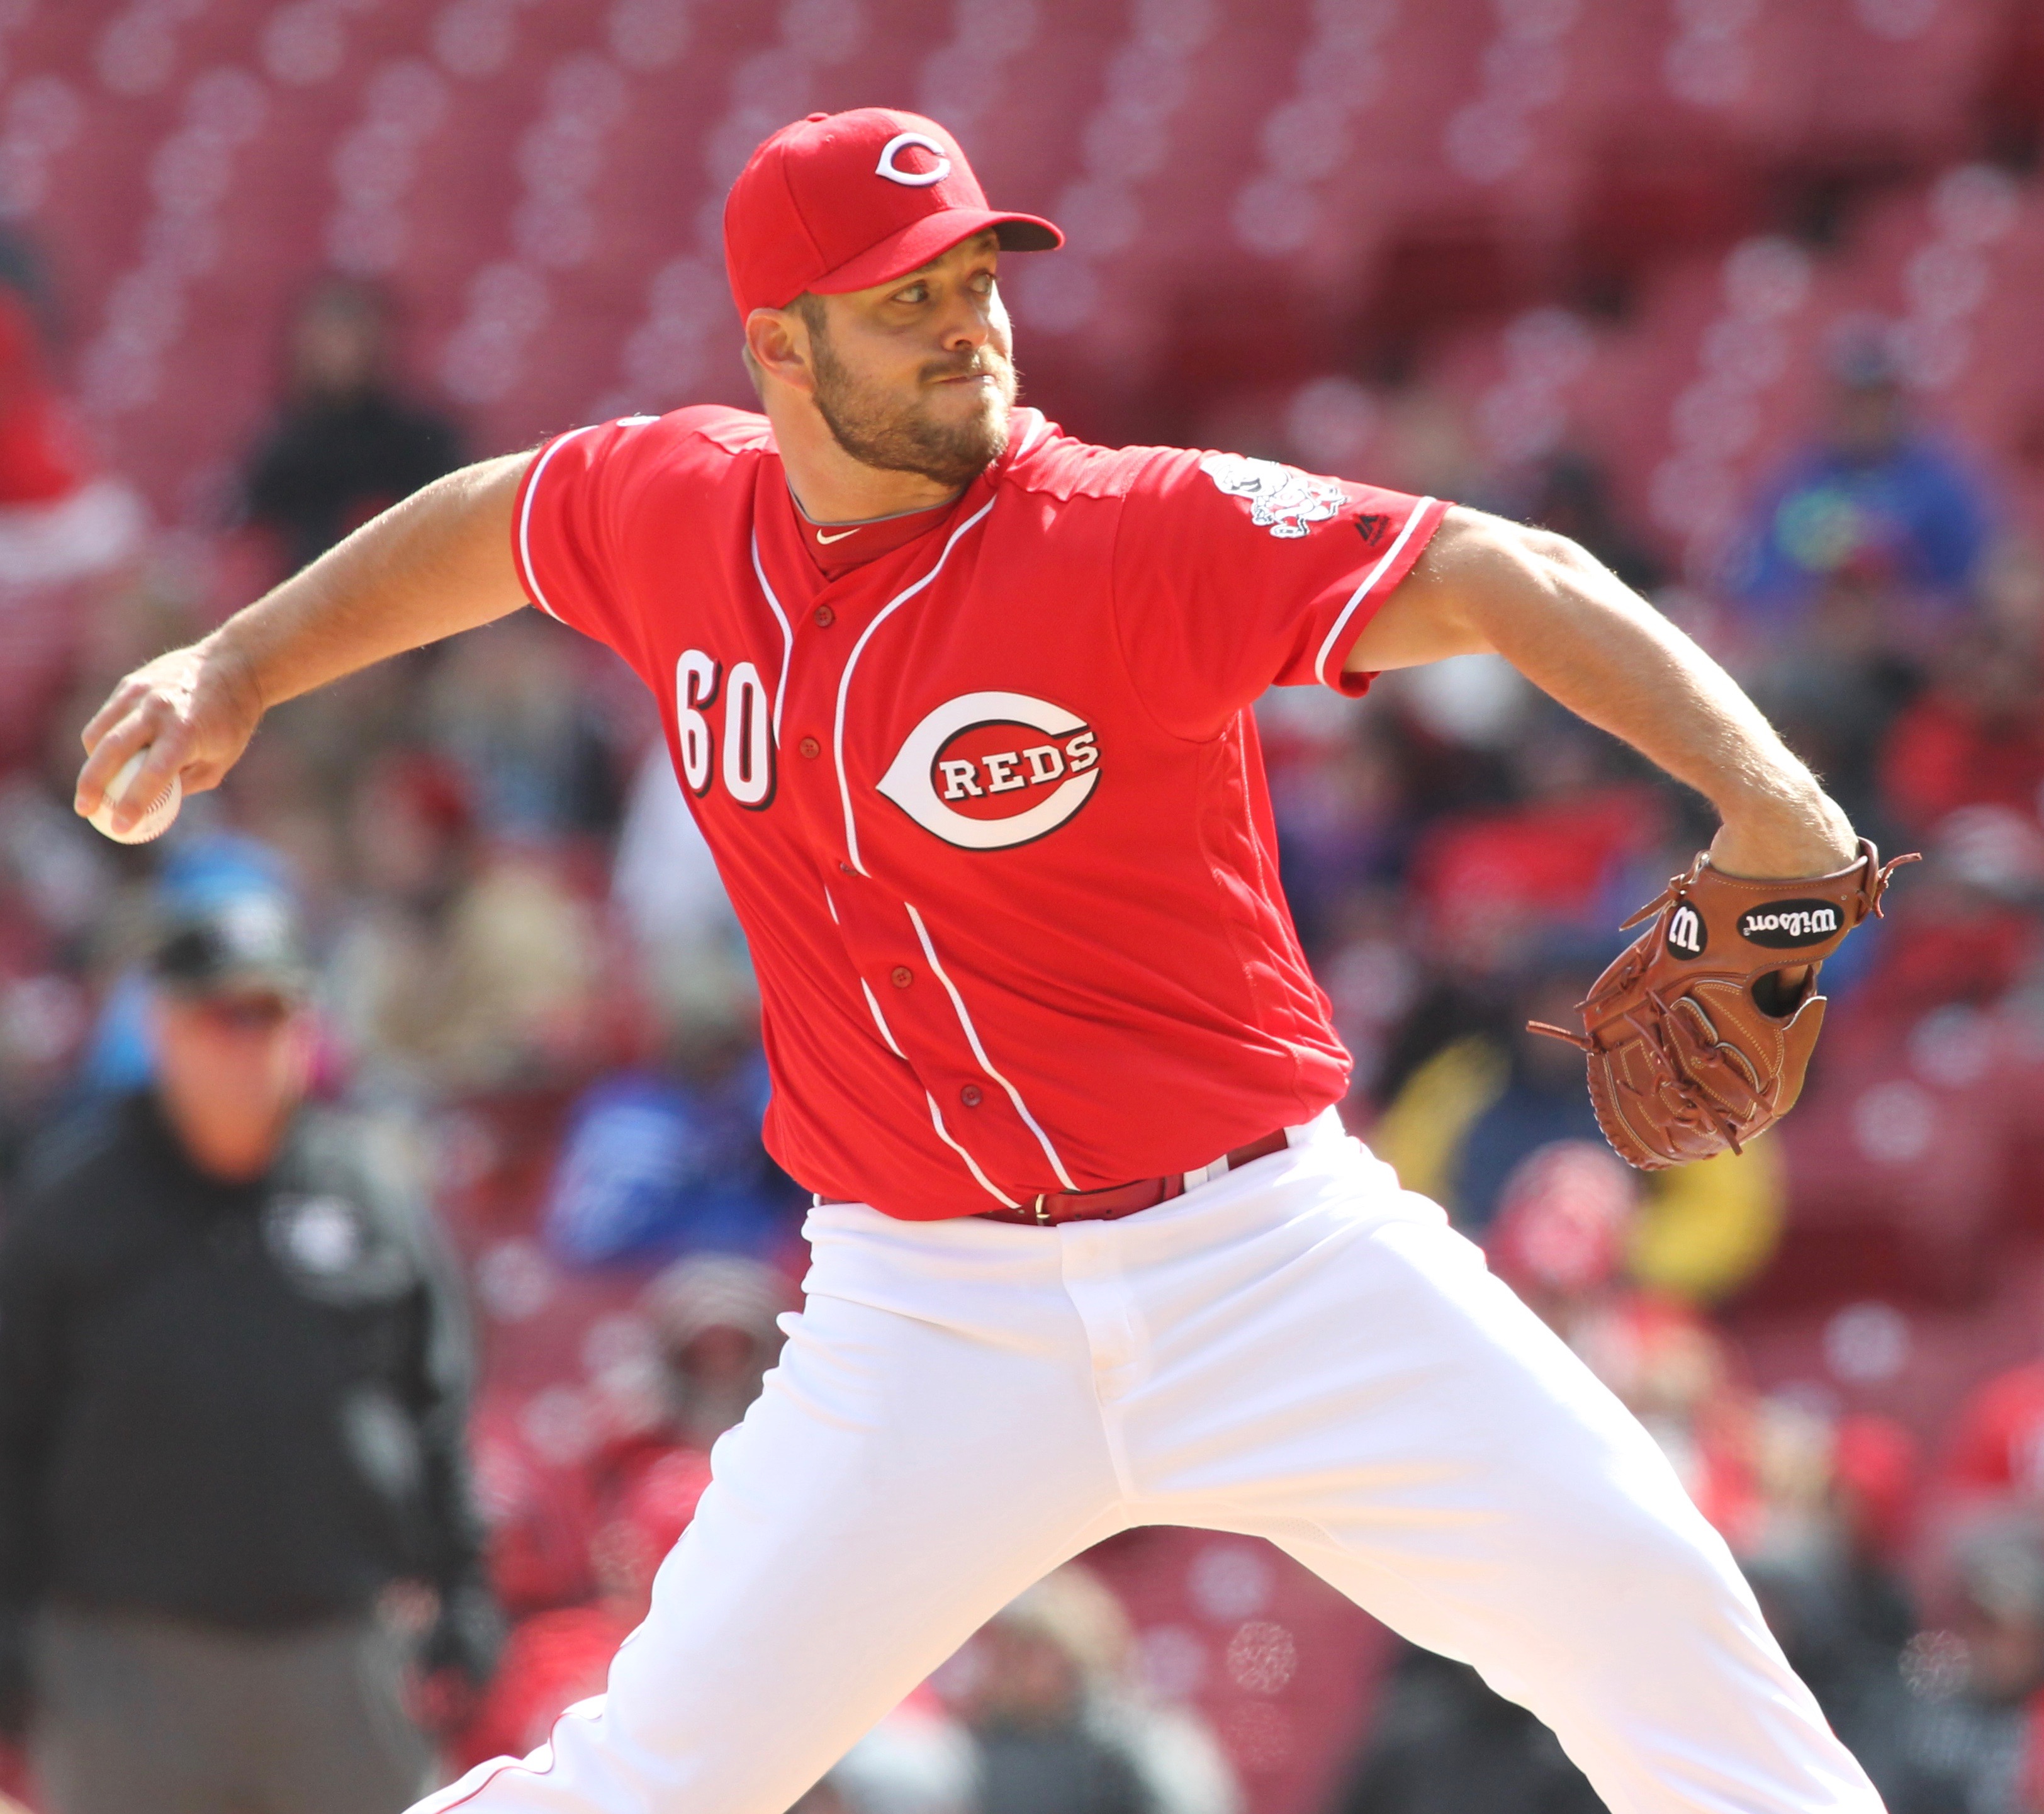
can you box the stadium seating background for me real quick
[8,2,2044,1810]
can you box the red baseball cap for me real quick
[722,108,1062,319]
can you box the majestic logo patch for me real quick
[1356,512,1390,547]
[1738,901,1840,948]
[877,691,1100,850]
[1666,902,1707,960]
[1199,453,1345,539]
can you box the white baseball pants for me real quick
[417,1112,1884,1814]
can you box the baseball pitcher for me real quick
[78,111,1896,1814]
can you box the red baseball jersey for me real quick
[515,405,1447,1220]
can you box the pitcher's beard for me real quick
[810,335,1018,490]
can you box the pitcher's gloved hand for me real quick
[1532,838,1917,1171]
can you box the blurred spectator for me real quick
[1850,808,2042,1025]
[0,246,76,514]
[1326,1642,1604,1814]
[468,1402,604,1621]
[0,894,498,1813]
[448,1599,623,1778]
[1738,1404,1917,1796]
[1938,1359,2044,1514]
[325,752,609,1098]
[1732,335,1993,631]
[0,228,143,594]
[1879,623,2044,835]
[1446,1000,1606,1236]
[325,751,480,1085]
[451,1449,711,1774]
[1400,709,1663,977]
[1359,713,1666,1212]
[1371,964,1605,1236]
[589,1448,713,1621]
[0,780,108,1175]
[240,279,463,574]
[0,225,146,773]
[1623,1137,1785,1309]
[1889,1519,2044,1814]
[794,1691,977,1814]
[0,228,52,329]
[1261,706,1408,960]
[424,612,626,844]
[635,1253,794,1451]
[542,1059,796,1268]
[952,1565,1238,1814]
[1523,452,1663,597]
[1830,1418,1921,1584]
[1743,564,1922,840]
[1486,1141,1639,1329]
[612,743,760,1037]
[1316,887,1424,1103]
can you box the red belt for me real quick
[975,1129,1291,1227]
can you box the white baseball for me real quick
[87,748,182,845]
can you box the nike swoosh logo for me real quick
[816,527,860,544]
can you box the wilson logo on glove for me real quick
[1666,904,1706,959]
[1738,901,1841,947]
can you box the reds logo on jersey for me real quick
[877,691,1100,850]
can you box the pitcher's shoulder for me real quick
[664,404,775,456]
[1000,414,1193,506]
[594,405,773,476]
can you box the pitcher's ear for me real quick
[744,307,816,396]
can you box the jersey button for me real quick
[890,966,914,988]
[813,604,836,627]
[960,1084,984,1108]
[799,736,821,759]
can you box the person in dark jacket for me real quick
[242,279,463,573]
[1888,1518,2044,1814]
[1330,1642,1609,1814]
[0,894,499,1814]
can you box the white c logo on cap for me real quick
[875,131,952,188]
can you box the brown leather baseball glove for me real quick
[1532,838,1916,1171]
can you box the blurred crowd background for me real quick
[3,0,2044,1810]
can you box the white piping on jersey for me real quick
[824,887,839,924]
[923,1090,1019,1208]
[859,979,906,1059]
[516,425,600,621]
[863,915,1018,1208]
[1013,411,1048,458]
[748,532,794,745]
[1311,495,1437,688]
[903,901,1078,1191]
[833,499,997,874]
